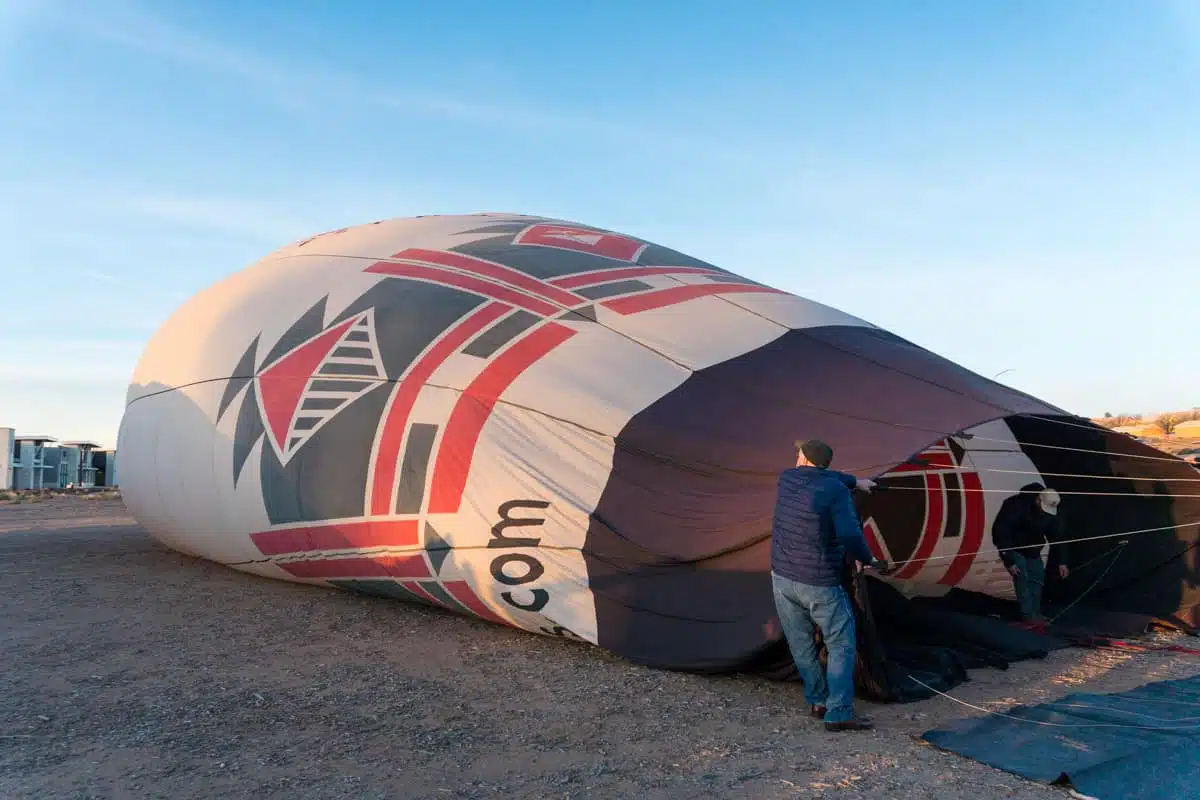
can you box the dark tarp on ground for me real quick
[914,586,1185,637]
[920,673,1200,799]
[745,573,1070,702]
[849,573,1072,702]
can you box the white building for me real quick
[11,435,58,490]
[95,449,119,487]
[4,435,118,490]
[59,441,102,487]
[0,428,13,491]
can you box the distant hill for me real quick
[1089,409,1200,456]
[1091,408,1200,433]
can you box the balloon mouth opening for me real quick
[857,415,1198,614]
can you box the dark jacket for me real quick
[770,466,875,586]
[991,482,1069,568]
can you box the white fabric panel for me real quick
[952,423,1046,599]
[708,289,877,332]
[115,399,177,550]
[152,381,263,564]
[655,269,874,331]
[430,318,691,438]
[425,396,611,643]
[882,420,1044,601]
[406,378,460,427]
[439,545,597,642]
[427,342,507,396]
[128,254,386,402]
[122,378,275,567]
[592,295,790,372]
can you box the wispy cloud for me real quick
[106,188,315,244]
[31,0,759,167]
[4,177,316,245]
[78,268,120,284]
[75,268,192,304]
[0,340,143,381]
[35,0,315,111]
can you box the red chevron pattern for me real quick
[244,241,788,626]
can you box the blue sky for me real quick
[2,0,1198,447]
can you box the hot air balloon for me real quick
[117,213,1200,696]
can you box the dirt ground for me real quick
[1147,435,1200,456]
[2,499,1198,800]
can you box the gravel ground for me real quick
[2,498,1198,799]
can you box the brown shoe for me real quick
[824,716,874,732]
[810,705,826,719]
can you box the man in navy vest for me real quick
[770,439,888,732]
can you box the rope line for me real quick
[1064,542,1128,574]
[1048,543,1127,623]
[906,675,1200,731]
[883,519,1200,570]
[914,432,1196,465]
[937,467,1200,483]
[1021,413,1181,437]
[877,485,1200,499]
[855,431,1194,476]
[224,519,1200,573]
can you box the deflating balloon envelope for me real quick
[117,213,1200,680]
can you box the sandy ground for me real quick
[1150,436,1200,457]
[2,498,1198,800]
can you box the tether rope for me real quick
[1048,542,1128,624]
[1021,413,1190,437]
[929,467,1200,483]
[899,432,1196,464]
[877,485,1200,499]
[906,675,1200,731]
[881,519,1199,571]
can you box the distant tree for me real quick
[1104,411,1113,418]
[1154,413,1178,435]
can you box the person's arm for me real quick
[829,483,878,566]
[991,500,1017,569]
[829,470,857,490]
[830,469,877,493]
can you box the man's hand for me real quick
[1059,564,1070,579]
[856,478,877,493]
[1008,564,1021,577]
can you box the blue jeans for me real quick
[771,572,858,723]
[1010,553,1046,621]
